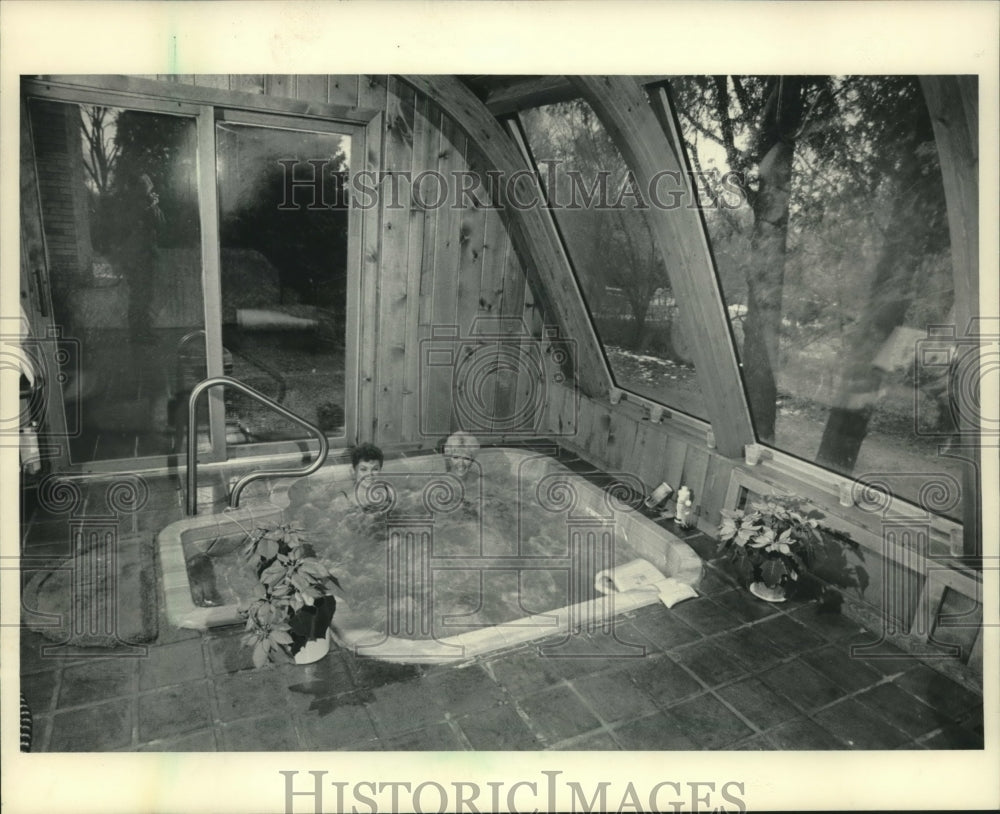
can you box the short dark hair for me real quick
[351,442,384,469]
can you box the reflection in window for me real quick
[216,122,350,442]
[670,75,961,513]
[28,99,203,462]
[519,101,708,419]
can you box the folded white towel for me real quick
[595,558,698,609]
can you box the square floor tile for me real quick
[752,614,826,656]
[292,689,373,719]
[758,659,845,713]
[843,632,926,675]
[669,597,744,636]
[893,664,982,722]
[712,589,782,623]
[138,639,206,690]
[611,711,698,750]
[20,632,73,675]
[549,730,621,750]
[57,658,137,708]
[137,728,217,752]
[540,650,631,681]
[296,701,378,750]
[285,657,356,714]
[713,626,784,672]
[206,630,256,674]
[672,640,747,686]
[801,644,883,693]
[626,654,704,709]
[21,670,58,715]
[814,697,910,749]
[668,693,753,749]
[628,609,702,651]
[456,704,540,750]
[24,714,50,752]
[49,698,132,751]
[382,722,468,751]
[138,682,212,742]
[854,682,947,739]
[765,717,845,750]
[346,655,423,689]
[922,724,985,749]
[423,664,506,716]
[787,604,863,641]
[730,734,772,750]
[215,667,292,722]
[220,714,300,751]
[570,670,659,724]
[717,677,798,731]
[366,680,449,737]
[486,648,564,697]
[517,685,602,742]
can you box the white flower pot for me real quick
[748,581,787,603]
[293,629,332,665]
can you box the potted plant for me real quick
[238,523,340,667]
[717,495,863,603]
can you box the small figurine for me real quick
[675,486,694,529]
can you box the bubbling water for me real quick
[282,469,592,640]
[193,463,626,642]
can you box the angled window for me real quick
[517,100,709,420]
[669,75,965,516]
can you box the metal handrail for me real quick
[185,376,329,515]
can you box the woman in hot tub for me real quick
[444,431,480,480]
[327,443,394,530]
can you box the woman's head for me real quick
[444,432,480,479]
[351,442,384,481]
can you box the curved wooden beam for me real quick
[920,75,981,555]
[569,76,755,458]
[398,75,612,401]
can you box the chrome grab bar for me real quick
[185,376,329,515]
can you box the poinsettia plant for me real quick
[238,523,340,668]
[718,496,828,591]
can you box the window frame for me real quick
[21,75,379,474]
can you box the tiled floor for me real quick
[19,448,985,752]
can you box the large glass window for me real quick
[26,89,357,468]
[28,99,204,462]
[669,75,963,513]
[216,121,350,443]
[519,101,708,419]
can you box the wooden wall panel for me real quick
[422,116,466,439]
[232,75,265,95]
[400,92,433,445]
[373,77,417,445]
[476,207,508,433]
[515,277,546,435]
[193,75,230,90]
[264,75,295,97]
[294,75,329,104]
[328,76,360,108]
[491,233,525,432]
[358,75,388,110]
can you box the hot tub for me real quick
[157,447,702,662]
